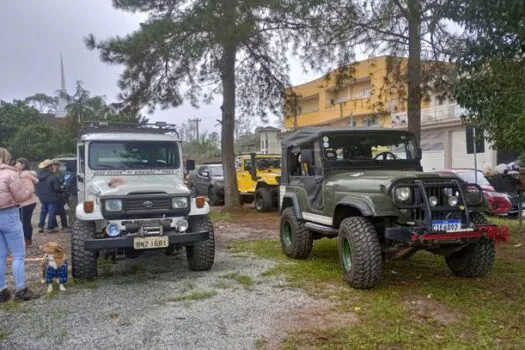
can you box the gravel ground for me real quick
[0,211,326,350]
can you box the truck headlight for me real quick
[105,199,123,211]
[172,197,189,209]
[394,187,412,202]
[175,219,189,232]
[106,223,121,237]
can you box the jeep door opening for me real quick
[278,127,508,289]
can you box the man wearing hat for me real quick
[35,159,62,233]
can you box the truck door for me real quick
[77,143,86,203]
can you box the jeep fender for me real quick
[335,197,375,217]
[188,197,211,216]
[336,194,398,218]
[280,193,303,219]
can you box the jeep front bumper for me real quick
[385,225,510,246]
[84,230,210,251]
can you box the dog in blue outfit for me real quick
[39,242,68,293]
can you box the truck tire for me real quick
[255,188,273,212]
[280,207,313,259]
[71,220,98,280]
[445,212,495,278]
[186,215,215,271]
[208,186,222,206]
[338,217,382,289]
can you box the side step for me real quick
[304,222,338,235]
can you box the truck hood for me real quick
[327,170,456,193]
[88,176,189,197]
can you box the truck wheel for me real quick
[186,215,215,271]
[445,212,495,277]
[71,220,98,280]
[338,217,382,289]
[280,207,313,259]
[255,188,273,212]
[208,187,222,206]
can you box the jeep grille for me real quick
[125,197,171,211]
[391,179,474,228]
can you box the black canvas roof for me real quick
[281,127,414,148]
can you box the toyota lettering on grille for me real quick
[143,200,154,208]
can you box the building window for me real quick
[364,116,377,127]
[348,116,357,127]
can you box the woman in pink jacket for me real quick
[15,158,38,248]
[0,148,37,302]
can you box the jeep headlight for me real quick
[394,187,412,202]
[172,197,189,209]
[105,199,123,211]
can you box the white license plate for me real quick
[431,220,462,232]
[133,236,169,250]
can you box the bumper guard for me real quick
[386,225,509,245]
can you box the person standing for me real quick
[51,161,68,231]
[14,158,38,247]
[0,148,37,302]
[35,159,62,233]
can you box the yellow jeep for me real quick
[236,153,281,212]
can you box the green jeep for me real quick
[279,127,509,289]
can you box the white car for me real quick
[72,121,214,280]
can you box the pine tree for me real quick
[86,0,302,209]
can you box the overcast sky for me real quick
[0,0,320,133]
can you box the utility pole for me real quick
[188,117,202,140]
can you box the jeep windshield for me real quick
[321,132,419,169]
[88,141,179,170]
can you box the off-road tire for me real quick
[71,220,98,280]
[445,212,495,278]
[280,207,313,259]
[255,188,273,212]
[186,215,215,271]
[338,217,382,289]
[208,186,222,206]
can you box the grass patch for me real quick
[232,218,525,349]
[171,290,218,302]
[0,330,9,341]
[222,272,255,288]
[209,210,233,222]
[215,281,233,289]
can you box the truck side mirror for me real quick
[186,159,195,171]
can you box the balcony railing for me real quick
[391,103,466,128]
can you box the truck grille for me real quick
[125,197,172,211]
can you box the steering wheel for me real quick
[374,151,397,160]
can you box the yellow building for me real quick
[283,55,431,130]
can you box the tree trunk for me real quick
[220,43,241,210]
[407,0,422,145]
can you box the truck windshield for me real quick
[89,141,179,170]
[322,132,418,163]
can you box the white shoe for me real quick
[59,284,66,292]
[47,284,53,294]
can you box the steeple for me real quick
[55,53,68,119]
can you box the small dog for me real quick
[39,242,68,293]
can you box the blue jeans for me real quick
[39,202,57,230]
[0,207,26,291]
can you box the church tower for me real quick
[55,54,68,118]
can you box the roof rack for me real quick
[79,121,180,137]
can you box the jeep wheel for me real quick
[280,207,313,259]
[255,188,273,212]
[71,220,98,280]
[186,215,215,271]
[208,187,222,206]
[445,212,495,278]
[338,217,382,289]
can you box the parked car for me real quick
[439,169,513,216]
[187,164,224,205]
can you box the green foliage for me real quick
[453,0,525,153]
[0,100,43,148]
[24,93,59,113]
[182,131,221,158]
[9,124,63,162]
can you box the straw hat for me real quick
[38,159,59,169]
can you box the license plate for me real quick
[431,220,462,232]
[133,236,169,250]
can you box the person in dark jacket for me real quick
[35,159,62,233]
[50,161,68,231]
